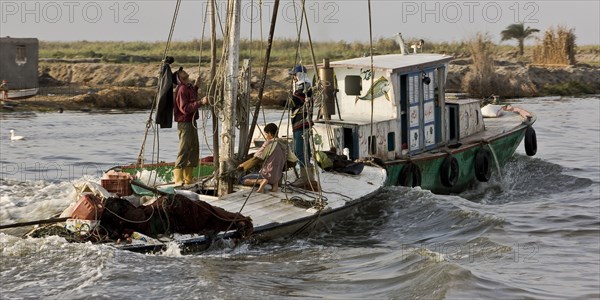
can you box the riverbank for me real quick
[2,50,598,112]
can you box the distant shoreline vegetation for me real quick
[39,39,599,67]
[35,36,599,99]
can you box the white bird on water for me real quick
[10,130,24,141]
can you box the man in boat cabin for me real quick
[289,65,313,168]
[173,67,208,185]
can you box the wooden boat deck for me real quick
[102,164,387,252]
[461,108,534,145]
[203,165,387,229]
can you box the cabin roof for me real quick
[330,53,452,73]
[0,37,39,43]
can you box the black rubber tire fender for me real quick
[474,148,492,182]
[524,126,537,156]
[398,162,422,187]
[440,155,459,187]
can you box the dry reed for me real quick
[461,33,512,98]
[532,26,576,65]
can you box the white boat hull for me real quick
[0,88,38,100]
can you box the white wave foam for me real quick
[0,177,102,235]
[160,241,183,257]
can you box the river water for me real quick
[1,97,598,299]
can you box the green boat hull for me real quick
[117,162,215,183]
[385,125,527,194]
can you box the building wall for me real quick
[0,37,39,89]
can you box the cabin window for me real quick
[448,106,458,141]
[16,45,26,63]
[387,132,395,151]
[368,136,376,155]
[345,75,362,96]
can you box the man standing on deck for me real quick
[289,65,314,186]
[173,68,208,186]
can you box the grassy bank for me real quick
[34,39,599,102]
[43,39,595,66]
[40,39,600,61]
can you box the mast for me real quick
[209,0,219,183]
[237,59,251,157]
[218,0,241,196]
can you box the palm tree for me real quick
[501,23,540,56]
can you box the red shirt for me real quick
[174,84,200,122]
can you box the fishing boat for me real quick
[13,0,388,253]
[0,87,38,110]
[0,87,38,100]
[304,36,537,194]
[8,1,537,252]
[110,40,538,197]
[20,162,385,253]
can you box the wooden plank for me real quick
[214,193,316,225]
[206,165,385,227]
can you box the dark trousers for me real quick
[175,121,199,168]
[293,129,310,167]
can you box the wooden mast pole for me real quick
[209,0,219,183]
[218,0,241,196]
[237,59,251,157]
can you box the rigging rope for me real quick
[163,0,183,60]
[196,0,211,162]
[368,0,375,157]
[134,1,333,227]
[243,0,281,160]
[299,0,326,203]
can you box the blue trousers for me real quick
[293,129,311,167]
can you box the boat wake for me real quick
[460,154,594,204]
[0,178,86,236]
[1,154,596,299]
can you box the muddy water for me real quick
[1,97,598,299]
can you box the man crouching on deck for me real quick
[238,123,298,193]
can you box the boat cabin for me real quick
[311,53,483,161]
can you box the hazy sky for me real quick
[1,0,599,45]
